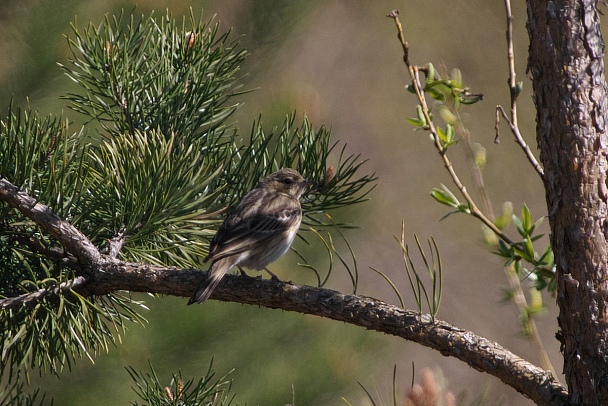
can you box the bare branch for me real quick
[504,0,519,123]
[498,0,544,180]
[0,276,89,310]
[496,105,545,178]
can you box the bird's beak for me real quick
[302,180,316,188]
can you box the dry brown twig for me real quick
[495,0,545,180]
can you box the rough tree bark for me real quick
[527,0,608,404]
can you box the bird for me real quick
[188,168,315,304]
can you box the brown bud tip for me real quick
[325,166,335,184]
[185,31,195,49]
[163,386,174,401]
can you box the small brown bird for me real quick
[188,168,314,304]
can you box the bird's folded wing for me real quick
[206,205,301,262]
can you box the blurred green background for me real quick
[0,0,584,405]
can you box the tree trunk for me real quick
[527,1,608,404]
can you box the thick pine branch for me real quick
[0,178,568,405]
[0,261,569,405]
[0,179,101,266]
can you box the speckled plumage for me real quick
[188,168,314,304]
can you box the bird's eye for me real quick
[282,178,293,185]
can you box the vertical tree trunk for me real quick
[527,1,608,404]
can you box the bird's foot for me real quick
[264,267,281,281]
[237,267,252,278]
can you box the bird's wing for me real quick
[205,193,301,262]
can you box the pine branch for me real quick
[2,260,567,406]
[0,276,88,311]
[0,178,101,266]
[0,171,567,405]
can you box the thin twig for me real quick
[387,12,513,246]
[0,276,89,310]
[496,105,545,178]
[498,0,544,180]
[505,0,518,126]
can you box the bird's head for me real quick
[260,168,315,199]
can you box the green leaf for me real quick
[512,214,525,237]
[494,201,513,231]
[537,245,554,264]
[430,184,460,208]
[407,117,427,127]
[437,124,456,148]
[450,68,463,89]
[437,126,447,143]
[513,81,524,96]
[493,239,514,259]
[458,92,484,105]
[428,87,447,101]
[524,236,535,261]
[426,63,436,83]
[521,203,533,234]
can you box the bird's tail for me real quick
[187,258,233,305]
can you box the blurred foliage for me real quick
[127,361,236,406]
[0,379,52,406]
[349,366,500,406]
[0,7,377,404]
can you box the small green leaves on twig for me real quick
[492,204,556,292]
[436,124,458,150]
[420,64,483,107]
[430,184,471,220]
[407,105,430,129]
[406,65,482,152]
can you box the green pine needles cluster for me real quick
[0,9,375,403]
[127,361,236,406]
